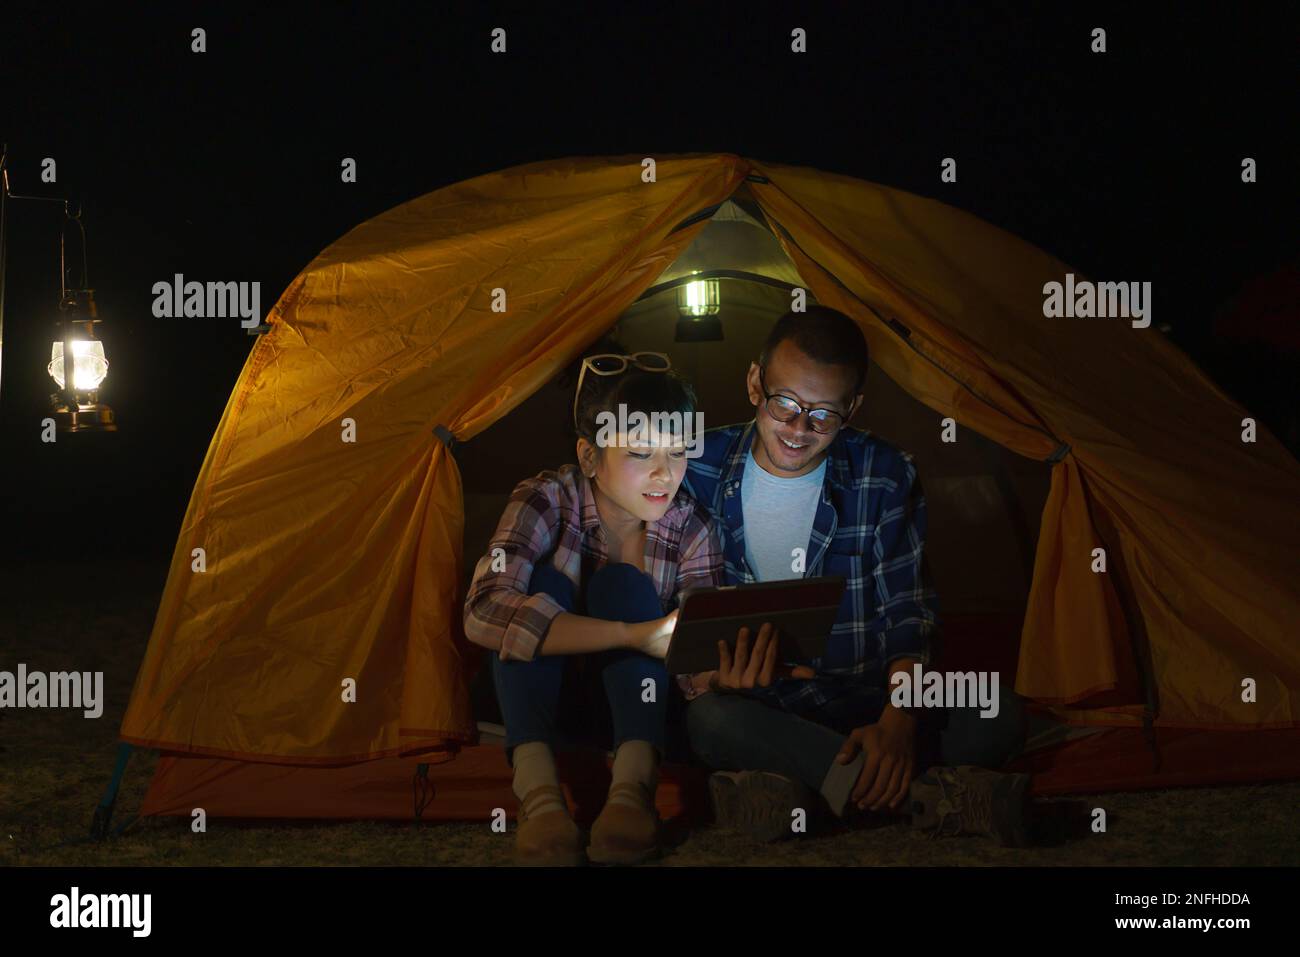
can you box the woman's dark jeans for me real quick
[491,562,670,764]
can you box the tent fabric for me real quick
[121,154,1299,804]
[1005,727,1300,795]
[136,725,1300,822]
[653,198,806,288]
[138,746,711,824]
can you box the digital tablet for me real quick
[664,576,845,675]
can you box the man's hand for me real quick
[835,704,918,812]
[708,623,815,692]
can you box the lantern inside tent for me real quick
[676,275,721,317]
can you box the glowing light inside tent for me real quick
[48,339,109,390]
[677,277,720,317]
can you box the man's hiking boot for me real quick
[708,770,814,842]
[908,765,1033,847]
[514,785,584,866]
[587,781,661,865]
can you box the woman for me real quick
[463,340,722,865]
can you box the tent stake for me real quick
[89,743,134,841]
[412,763,434,821]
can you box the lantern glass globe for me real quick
[48,339,109,390]
[677,277,721,317]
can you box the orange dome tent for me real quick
[108,154,1299,825]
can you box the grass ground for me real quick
[3,560,1297,867]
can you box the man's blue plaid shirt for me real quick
[682,420,940,715]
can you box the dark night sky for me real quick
[0,2,1295,566]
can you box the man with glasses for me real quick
[680,305,1031,846]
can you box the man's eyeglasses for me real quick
[758,366,850,434]
[572,352,672,432]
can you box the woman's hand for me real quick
[630,609,678,659]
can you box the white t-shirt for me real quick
[740,447,826,582]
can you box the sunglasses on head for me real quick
[572,352,672,433]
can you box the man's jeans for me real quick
[685,681,1027,795]
[492,562,670,763]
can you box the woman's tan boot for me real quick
[587,781,661,865]
[514,785,584,866]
